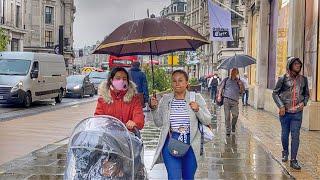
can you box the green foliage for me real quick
[143,65,172,94]
[189,77,199,85]
[0,28,8,51]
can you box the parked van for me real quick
[0,52,67,107]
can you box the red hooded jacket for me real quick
[94,81,144,130]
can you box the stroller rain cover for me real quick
[64,115,146,180]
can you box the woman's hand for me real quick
[126,120,137,130]
[150,97,158,109]
[189,101,199,112]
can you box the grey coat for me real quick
[150,91,211,169]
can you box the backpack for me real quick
[210,77,219,87]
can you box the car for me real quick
[88,71,109,94]
[66,75,95,98]
[0,52,66,107]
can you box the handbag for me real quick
[199,123,214,143]
[167,136,190,157]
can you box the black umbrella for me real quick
[217,54,256,70]
[93,17,209,89]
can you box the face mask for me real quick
[112,79,128,90]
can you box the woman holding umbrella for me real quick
[149,70,211,179]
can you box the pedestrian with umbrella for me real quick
[216,54,256,136]
[93,15,210,179]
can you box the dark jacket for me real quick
[272,57,309,113]
[129,67,149,103]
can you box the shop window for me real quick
[249,13,258,85]
[304,0,318,101]
[275,0,289,80]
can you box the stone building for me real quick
[23,0,76,69]
[0,0,27,51]
[185,0,246,78]
[244,0,320,130]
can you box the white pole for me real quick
[213,0,245,19]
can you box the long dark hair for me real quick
[107,67,130,88]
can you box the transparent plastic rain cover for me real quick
[64,115,146,180]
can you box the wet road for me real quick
[0,95,292,179]
[0,95,97,122]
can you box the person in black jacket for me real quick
[272,57,309,170]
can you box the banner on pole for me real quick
[208,0,233,41]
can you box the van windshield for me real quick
[0,59,31,75]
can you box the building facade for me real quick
[24,0,76,69]
[0,0,27,51]
[244,0,320,130]
[160,0,187,71]
[185,0,246,79]
[74,42,108,72]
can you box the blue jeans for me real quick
[211,86,217,100]
[162,132,197,180]
[280,112,303,160]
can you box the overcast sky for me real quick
[73,0,171,49]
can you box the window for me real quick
[45,31,53,47]
[11,38,19,51]
[15,5,20,27]
[227,27,240,48]
[173,5,177,12]
[45,6,53,24]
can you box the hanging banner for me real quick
[208,0,233,41]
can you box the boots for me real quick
[290,160,301,170]
[282,151,288,162]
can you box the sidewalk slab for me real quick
[0,102,96,165]
[238,105,320,179]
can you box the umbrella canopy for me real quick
[217,54,256,70]
[93,17,209,56]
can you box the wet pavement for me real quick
[0,95,98,122]
[239,105,320,179]
[0,93,294,179]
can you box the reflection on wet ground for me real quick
[0,97,292,180]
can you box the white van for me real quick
[0,52,67,107]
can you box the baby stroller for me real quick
[64,115,147,180]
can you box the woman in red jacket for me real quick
[94,67,144,130]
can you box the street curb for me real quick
[239,123,295,179]
[0,97,97,122]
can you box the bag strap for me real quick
[190,92,205,156]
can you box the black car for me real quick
[66,75,95,98]
[88,71,109,94]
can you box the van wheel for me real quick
[55,90,63,103]
[23,92,32,108]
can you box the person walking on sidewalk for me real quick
[129,61,149,108]
[94,67,145,131]
[240,73,249,106]
[209,74,219,103]
[272,57,309,170]
[149,70,211,180]
[217,68,244,136]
